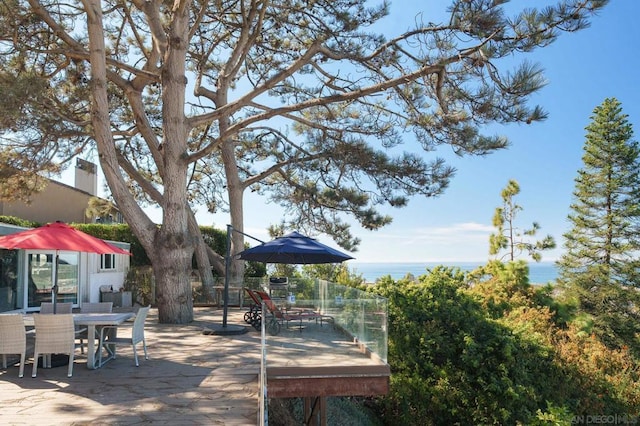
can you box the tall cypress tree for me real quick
[557,98,640,351]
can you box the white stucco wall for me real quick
[85,249,130,303]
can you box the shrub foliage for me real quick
[367,263,640,425]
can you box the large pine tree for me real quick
[557,97,640,351]
[0,0,610,323]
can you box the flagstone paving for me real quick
[0,308,262,425]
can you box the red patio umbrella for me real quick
[0,221,130,312]
[0,221,131,255]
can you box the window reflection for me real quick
[0,250,18,312]
[27,252,78,309]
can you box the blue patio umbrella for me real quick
[237,231,354,264]
[208,228,353,336]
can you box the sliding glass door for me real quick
[27,251,79,310]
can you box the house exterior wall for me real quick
[86,251,129,304]
[0,159,123,225]
[0,179,94,224]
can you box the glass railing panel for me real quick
[258,281,388,423]
[259,301,267,425]
[260,282,387,364]
[317,281,387,363]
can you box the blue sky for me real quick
[337,0,640,264]
[66,1,640,264]
[240,1,640,264]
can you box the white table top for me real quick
[72,312,135,325]
[19,312,135,327]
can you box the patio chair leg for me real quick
[132,345,139,367]
[142,339,148,361]
[67,352,74,377]
[31,353,39,378]
[2,354,6,369]
[19,353,25,378]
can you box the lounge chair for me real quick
[254,290,333,335]
[243,288,263,328]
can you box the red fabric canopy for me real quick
[0,221,130,255]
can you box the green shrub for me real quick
[123,266,154,306]
[0,216,40,228]
[369,263,640,425]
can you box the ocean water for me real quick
[349,261,558,284]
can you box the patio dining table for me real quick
[23,312,135,369]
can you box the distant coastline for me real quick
[348,261,558,284]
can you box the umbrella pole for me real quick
[222,225,231,327]
[52,251,59,314]
[207,225,247,335]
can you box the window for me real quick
[100,254,116,271]
[0,249,19,312]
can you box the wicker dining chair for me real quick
[77,302,113,353]
[98,306,150,367]
[0,314,27,378]
[40,302,73,314]
[31,314,76,378]
[80,302,113,313]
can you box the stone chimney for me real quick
[74,158,98,195]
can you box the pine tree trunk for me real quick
[84,0,194,324]
[152,229,194,324]
[153,1,193,323]
[222,142,246,286]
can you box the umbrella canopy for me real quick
[237,231,353,264]
[0,221,130,255]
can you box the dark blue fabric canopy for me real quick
[237,231,353,264]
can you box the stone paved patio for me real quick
[1,307,261,425]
